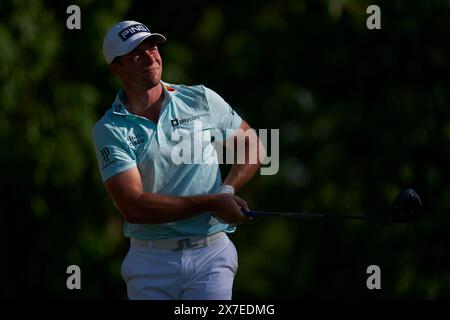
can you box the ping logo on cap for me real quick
[118,23,150,41]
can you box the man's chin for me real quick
[142,79,161,90]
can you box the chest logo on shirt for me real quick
[171,115,201,128]
[127,132,146,147]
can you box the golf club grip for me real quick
[242,209,320,218]
[241,209,381,221]
[242,209,277,217]
[241,209,256,217]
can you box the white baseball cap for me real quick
[103,20,166,64]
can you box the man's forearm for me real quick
[128,192,216,224]
[223,126,264,191]
[105,167,249,225]
[223,163,261,191]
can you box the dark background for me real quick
[1,0,449,299]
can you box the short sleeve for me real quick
[204,87,242,141]
[92,123,137,182]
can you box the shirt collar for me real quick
[111,90,131,115]
[111,81,176,116]
[161,80,175,104]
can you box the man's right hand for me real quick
[209,193,251,224]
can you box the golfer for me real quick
[92,20,262,300]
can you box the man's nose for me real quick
[142,49,156,62]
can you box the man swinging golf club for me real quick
[92,21,263,300]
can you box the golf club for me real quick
[242,188,422,223]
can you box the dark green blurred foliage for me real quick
[0,0,131,298]
[0,0,449,298]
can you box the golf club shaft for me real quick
[243,210,380,221]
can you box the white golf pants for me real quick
[121,232,238,300]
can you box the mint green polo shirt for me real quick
[92,82,242,240]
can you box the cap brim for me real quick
[128,33,166,54]
[110,33,167,63]
[146,33,167,44]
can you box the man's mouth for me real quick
[142,67,159,73]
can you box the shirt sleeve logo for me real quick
[100,147,111,164]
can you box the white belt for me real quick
[130,232,226,251]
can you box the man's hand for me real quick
[209,193,251,224]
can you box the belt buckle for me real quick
[175,238,191,250]
[175,237,202,250]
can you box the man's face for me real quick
[111,38,163,90]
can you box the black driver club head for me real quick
[392,188,423,223]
